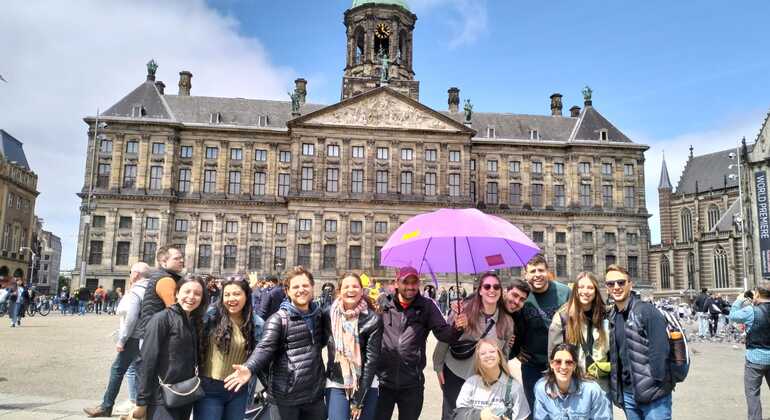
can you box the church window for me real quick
[660,255,671,289]
[680,208,693,242]
[714,246,729,288]
[687,252,696,289]
[707,205,720,230]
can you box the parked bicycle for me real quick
[27,297,52,317]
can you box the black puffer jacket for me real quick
[323,306,382,408]
[137,304,198,407]
[378,293,461,389]
[244,303,327,406]
[136,268,182,338]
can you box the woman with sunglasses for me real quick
[193,278,257,420]
[454,338,529,420]
[534,343,612,420]
[433,273,514,420]
[548,272,611,392]
[323,272,382,420]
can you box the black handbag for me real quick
[450,318,495,360]
[158,367,204,408]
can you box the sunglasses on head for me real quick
[605,279,627,288]
[481,284,501,291]
[551,358,575,367]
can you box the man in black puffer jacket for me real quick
[226,266,327,420]
[375,266,467,420]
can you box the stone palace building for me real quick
[72,0,650,289]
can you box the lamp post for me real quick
[20,246,36,286]
[728,139,749,290]
[79,110,107,288]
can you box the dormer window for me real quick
[131,104,145,118]
[486,127,496,138]
[529,129,539,140]
[210,112,222,124]
[600,130,608,141]
[257,115,269,127]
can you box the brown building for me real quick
[72,0,650,289]
[0,130,39,288]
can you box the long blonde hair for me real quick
[564,272,607,349]
[473,338,512,387]
[462,273,512,338]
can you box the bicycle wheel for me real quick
[87,303,94,313]
[39,303,50,316]
[27,305,36,317]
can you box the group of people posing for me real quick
[83,246,681,420]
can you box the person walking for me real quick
[730,284,770,420]
[516,255,571,414]
[83,263,151,418]
[94,285,105,315]
[694,288,710,338]
[438,287,449,316]
[225,266,327,419]
[454,338,530,420]
[374,266,467,420]
[59,287,70,315]
[323,272,382,420]
[533,343,612,420]
[8,280,21,327]
[193,278,256,420]
[706,293,723,338]
[548,272,611,394]
[606,264,673,419]
[433,272,514,420]
[77,285,91,316]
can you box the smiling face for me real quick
[287,274,314,310]
[505,287,529,313]
[551,349,576,383]
[222,284,246,316]
[397,275,421,302]
[576,277,596,308]
[477,341,500,371]
[478,275,502,308]
[176,280,203,314]
[605,270,633,304]
[340,276,363,309]
[525,263,549,293]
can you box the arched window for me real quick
[660,255,671,289]
[707,205,720,231]
[354,26,365,64]
[714,246,729,288]
[680,208,693,242]
[687,252,696,289]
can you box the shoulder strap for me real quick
[480,318,496,339]
[504,376,513,417]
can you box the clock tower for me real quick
[342,1,419,101]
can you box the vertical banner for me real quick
[755,171,770,277]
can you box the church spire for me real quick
[658,152,672,190]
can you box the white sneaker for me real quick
[113,400,134,415]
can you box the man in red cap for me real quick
[375,266,468,420]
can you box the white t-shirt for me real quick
[455,374,530,420]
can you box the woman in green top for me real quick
[194,278,256,420]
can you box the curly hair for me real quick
[200,278,255,360]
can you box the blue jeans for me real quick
[10,302,21,325]
[326,387,378,420]
[126,359,139,402]
[101,338,140,409]
[623,391,672,420]
[697,312,709,337]
[193,377,248,420]
[79,300,87,315]
[521,364,545,419]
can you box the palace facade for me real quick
[72,0,650,289]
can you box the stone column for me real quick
[286,212,297,269]
[106,208,119,271]
[136,135,150,190]
[187,212,200,270]
[162,135,178,191]
[159,209,171,246]
[110,134,125,190]
[313,211,323,273]
[364,212,375,270]
[238,214,249,272]
[131,208,145,265]
[340,213,350,269]
[191,140,204,194]
[216,142,227,193]
[213,213,225,274]
[264,214,276,272]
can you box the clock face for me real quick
[376,23,392,39]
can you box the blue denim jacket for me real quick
[534,378,613,420]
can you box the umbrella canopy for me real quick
[380,208,540,274]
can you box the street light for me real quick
[80,111,107,289]
[20,246,36,286]
[728,142,749,290]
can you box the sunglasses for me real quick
[605,280,627,289]
[481,284,502,291]
[551,358,575,367]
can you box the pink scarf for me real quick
[331,298,368,397]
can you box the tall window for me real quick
[680,208,693,242]
[145,217,159,231]
[200,220,213,232]
[601,163,612,176]
[556,255,567,277]
[425,172,437,196]
[301,167,314,192]
[401,148,413,161]
[325,219,337,233]
[510,183,522,205]
[88,240,103,264]
[448,174,460,197]
[352,146,365,159]
[531,184,543,207]
[579,162,591,175]
[660,255,671,289]
[223,245,237,269]
[253,172,266,195]
[151,142,165,155]
[149,166,162,190]
[99,138,112,153]
[400,171,412,194]
[714,246,729,288]
[180,145,193,158]
[487,160,498,172]
[350,220,363,234]
[203,170,216,193]
[198,245,212,268]
[624,186,635,208]
[687,252,696,289]
[327,144,340,157]
[351,169,364,193]
[275,223,288,235]
[178,168,191,192]
[449,151,461,162]
[374,246,383,269]
[580,184,592,207]
[553,185,566,207]
[532,161,543,174]
[123,164,137,188]
[298,219,312,232]
[349,246,362,269]
[602,185,613,208]
[227,171,241,194]
[142,242,157,264]
[279,151,291,163]
[125,141,139,154]
[250,222,264,234]
[605,255,617,268]
[302,143,315,156]
[624,164,634,176]
[225,221,238,234]
[376,147,389,160]
[205,147,219,159]
[425,149,437,162]
[277,173,290,197]
[326,168,339,192]
[175,219,188,232]
[323,244,337,269]
[296,244,311,267]
[707,205,721,230]
[376,171,388,194]
[97,163,110,188]
[119,216,132,229]
[375,222,388,234]
[254,149,267,161]
[230,148,242,161]
[582,254,594,272]
[510,161,521,174]
[116,242,130,266]
[248,246,262,270]
[274,247,287,271]
[554,162,564,176]
[486,182,498,204]
[628,256,639,279]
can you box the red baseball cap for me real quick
[396,266,420,282]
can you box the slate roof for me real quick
[675,146,753,194]
[102,80,173,120]
[659,156,672,190]
[0,130,31,171]
[164,95,326,128]
[573,106,632,142]
[443,112,576,140]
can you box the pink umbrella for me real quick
[380,208,540,282]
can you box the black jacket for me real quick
[609,293,672,407]
[136,268,182,338]
[323,307,382,408]
[244,304,327,406]
[257,286,285,320]
[77,287,91,301]
[694,292,709,313]
[137,304,198,407]
[377,293,461,389]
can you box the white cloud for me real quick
[0,0,294,270]
[411,0,489,48]
[634,109,767,245]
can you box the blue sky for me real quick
[3,0,770,268]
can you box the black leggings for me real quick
[375,385,424,420]
[147,404,192,420]
[441,365,466,420]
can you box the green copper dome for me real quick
[351,0,409,11]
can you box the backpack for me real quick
[656,306,690,383]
